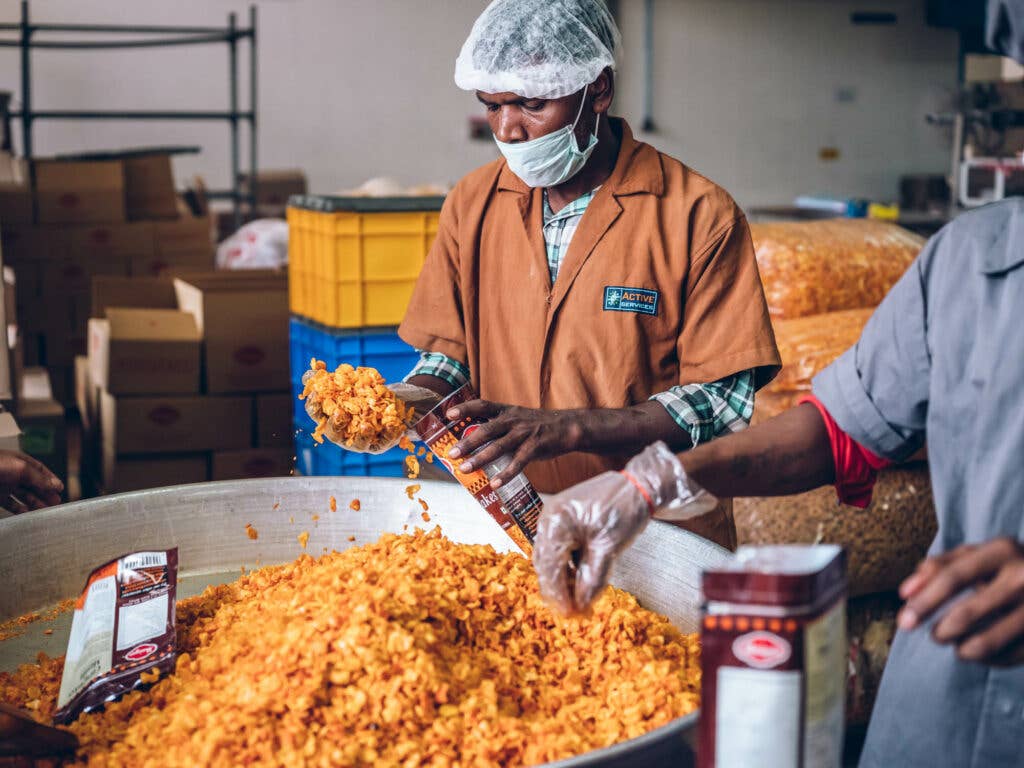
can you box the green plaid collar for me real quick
[542,189,595,225]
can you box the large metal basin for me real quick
[0,477,730,767]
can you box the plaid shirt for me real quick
[406,189,755,446]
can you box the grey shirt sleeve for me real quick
[812,236,939,462]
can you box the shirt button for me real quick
[998,697,1015,716]
[545,294,552,305]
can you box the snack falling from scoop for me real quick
[298,359,415,452]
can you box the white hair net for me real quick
[454,0,621,100]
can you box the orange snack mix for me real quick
[245,523,258,541]
[299,359,414,451]
[405,455,420,479]
[405,484,421,500]
[329,496,337,513]
[349,499,361,512]
[297,531,310,549]
[0,529,700,767]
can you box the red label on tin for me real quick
[125,643,158,662]
[732,631,792,669]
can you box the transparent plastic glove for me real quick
[301,372,441,454]
[533,441,717,615]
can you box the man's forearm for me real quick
[680,402,834,498]
[576,401,694,455]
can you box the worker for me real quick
[0,449,63,513]
[392,0,781,549]
[532,3,1024,753]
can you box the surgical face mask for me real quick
[494,91,600,188]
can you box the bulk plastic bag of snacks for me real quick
[754,307,874,422]
[750,219,924,319]
[734,467,936,598]
[216,219,288,270]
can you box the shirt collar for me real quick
[497,118,665,198]
[543,188,596,225]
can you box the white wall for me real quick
[0,0,959,208]
[615,0,960,206]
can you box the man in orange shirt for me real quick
[396,0,780,548]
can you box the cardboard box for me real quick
[124,153,178,221]
[174,272,289,393]
[154,215,212,257]
[3,266,14,327]
[14,263,44,333]
[75,355,100,430]
[88,308,201,395]
[41,252,130,298]
[9,327,24,404]
[34,159,126,225]
[0,153,32,225]
[964,53,1024,83]
[239,170,307,207]
[101,392,252,454]
[129,249,214,278]
[49,364,75,408]
[103,454,208,494]
[0,411,21,452]
[91,275,176,318]
[255,392,293,448]
[211,448,293,480]
[69,222,153,260]
[75,354,102,485]
[41,298,83,366]
[0,226,52,266]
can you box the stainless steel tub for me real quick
[0,477,729,767]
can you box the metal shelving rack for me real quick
[0,1,258,228]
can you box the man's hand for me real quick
[898,538,1024,665]
[0,451,63,513]
[533,442,717,615]
[533,470,650,615]
[446,399,689,488]
[446,400,585,487]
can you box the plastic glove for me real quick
[301,372,441,453]
[533,441,717,615]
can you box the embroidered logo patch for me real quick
[603,286,659,316]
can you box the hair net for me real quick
[454,0,621,100]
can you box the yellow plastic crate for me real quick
[287,195,444,328]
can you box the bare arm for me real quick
[680,402,834,498]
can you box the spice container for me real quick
[414,383,541,554]
[699,544,847,768]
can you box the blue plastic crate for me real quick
[289,317,420,478]
[293,421,409,478]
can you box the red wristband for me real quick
[620,470,656,515]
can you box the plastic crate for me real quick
[287,195,444,328]
[289,316,421,388]
[289,316,420,478]
[294,418,409,478]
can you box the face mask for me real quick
[494,91,600,188]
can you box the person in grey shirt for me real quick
[531,5,1024,765]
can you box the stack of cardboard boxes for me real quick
[82,271,292,494]
[0,150,215,410]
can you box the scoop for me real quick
[0,701,78,757]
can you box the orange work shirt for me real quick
[400,118,780,496]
